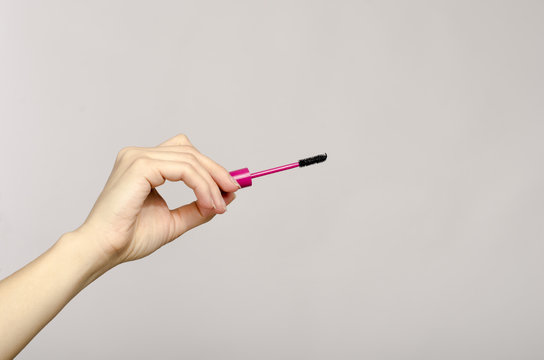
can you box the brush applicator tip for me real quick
[298,153,328,167]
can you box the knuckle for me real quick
[116,147,129,160]
[175,133,189,143]
[132,156,151,169]
[116,146,137,161]
[177,161,193,176]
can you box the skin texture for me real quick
[0,134,240,359]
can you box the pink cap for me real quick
[230,167,252,188]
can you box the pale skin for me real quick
[0,134,241,359]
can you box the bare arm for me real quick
[0,134,240,359]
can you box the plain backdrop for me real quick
[1,1,544,359]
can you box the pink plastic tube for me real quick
[229,162,299,189]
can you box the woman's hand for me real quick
[0,134,240,359]
[77,133,240,267]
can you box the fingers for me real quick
[151,146,240,193]
[127,158,217,216]
[157,134,240,193]
[113,134,238,216]
[170,201,215,236]
[223,191,236,205]
[135,150,229,212]
[221,190,237,211]
[169,192,236,238]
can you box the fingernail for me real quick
[230,176,241,189]
[211,200,217,210]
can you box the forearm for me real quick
[0,232,111,359]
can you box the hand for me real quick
[76,134,240,267]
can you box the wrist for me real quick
[55,230,117,287]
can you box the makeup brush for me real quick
[229,153,327,189]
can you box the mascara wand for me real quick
[229,153,327,189]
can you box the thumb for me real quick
[170,192,236,238]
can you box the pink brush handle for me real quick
[250,162,299,178]
[229,162,299,188]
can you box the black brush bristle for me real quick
[298,153,327,167]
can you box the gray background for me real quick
[1,1,543,359]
